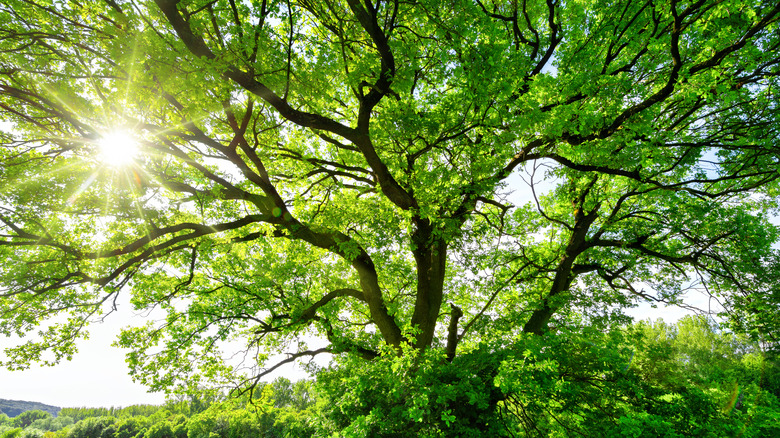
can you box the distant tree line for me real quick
[0,401,59,419]
[0,377,317,438]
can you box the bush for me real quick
[317,345,507,437]
[19,429,43,438]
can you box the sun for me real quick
[98,130,140,166]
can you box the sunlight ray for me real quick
[0,158,79,195]
[122,35,143,116]
[35,82,98,137]
[123,168,149,219]
[67,171,100,207]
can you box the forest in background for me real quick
[0,375,317,438]
[1,316,779,437]
[0,401,59,420]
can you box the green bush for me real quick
[29,416,74,432]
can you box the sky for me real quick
[0,306,168,408]
[0,298,314,408]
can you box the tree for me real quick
[11,412,51,430]
[111,417,149,438]
[0,429,22,438]
[1,0,779,432]
[28,416,75,433]
[186,401,268,438]
[621,317,780,438]
[66,417,116,438]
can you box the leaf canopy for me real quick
[0,0,778,402]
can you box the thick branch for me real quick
[153,0,416,212]
[445,303,463,361]
[152,0,356,139]
[298,288,365,322]
[523,199,601,335]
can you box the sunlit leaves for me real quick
[0,2,778,427]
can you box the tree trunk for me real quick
[410,219,448,349]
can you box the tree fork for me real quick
[524,203,601,335]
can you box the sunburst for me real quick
[98,130,139,166]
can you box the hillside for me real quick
[0,398,60,418]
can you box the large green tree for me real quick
[1,0,779,432]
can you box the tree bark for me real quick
[410,219,448,349]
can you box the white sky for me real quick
[0,308,167,408]
[0,300,313,408]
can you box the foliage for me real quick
[2,346,779,437]
[317,318,780,436]
[269,378,315,411]
[60,406,174,423]
[0,377,321,438]
[66,417,117,438]
[28,417,74,433]
[0,429,22,438]
[318,344,507,437]
[1,0,780,435]
[187,403,263,438]
[111,417,149,438]
[12,412,51,430]
[142,415,187,438]
[18,429,43,438]
[623,317,780,438]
